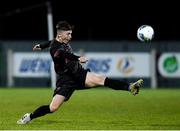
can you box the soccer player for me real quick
[17,21,143,124]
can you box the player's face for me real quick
[60,30,72,43]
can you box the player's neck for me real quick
[56,37,67,44]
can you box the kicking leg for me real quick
[85,72,129,90]
[85,72,143,95]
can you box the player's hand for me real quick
[78,56,88,63]
[33,44,41,51]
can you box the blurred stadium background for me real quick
[0,0,180,88]
[0,0,180,130]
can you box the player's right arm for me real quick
[54,49,88,63]
[33,41,51,51]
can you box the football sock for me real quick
[104,77,129,91]
[30,105,52,120]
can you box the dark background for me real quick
[0,0,179,41]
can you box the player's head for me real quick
[56,21,74,43]
[56,21,74,31]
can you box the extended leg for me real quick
[85,72,143,95]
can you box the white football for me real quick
[137,25,154,42]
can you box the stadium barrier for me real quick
[8,50,160,88]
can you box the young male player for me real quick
[17,21,143,124]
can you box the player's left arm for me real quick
[33,41,51,51]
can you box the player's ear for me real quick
[58,35,61,38]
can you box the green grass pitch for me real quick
[0,87,180,130]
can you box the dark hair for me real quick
[56,21,74,31]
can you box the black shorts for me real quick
[53,68,90,101]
